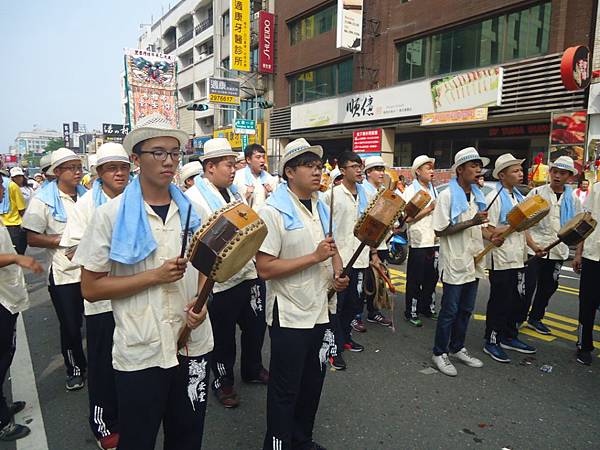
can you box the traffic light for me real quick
[186,103,210,111]
[258,101,274,109]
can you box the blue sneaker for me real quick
[483,343,511,363]
[500,337,537,354]
[527,320,551,335]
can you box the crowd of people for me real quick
[0,112,598,450]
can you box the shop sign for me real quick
[208,77,241,105]
[234,119,256,135]
[230,0,251,72]
[561,46,590,91]
[192,136,211,149]
[102,123,129,142]
[291,80,433,130]
[63,123,71,148]
[258,11,274,74]
[550,111,586,145]
[336,0,364,52]
[214,122,263,149]
[421,108,487,126]
[488,124,550,137]
[430,67,503,113]
[353,129,382,153]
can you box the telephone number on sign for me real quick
[209,94,240,105]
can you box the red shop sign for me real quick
[561,46,591,91]
[258,11,275,74]
[353,129,382,153]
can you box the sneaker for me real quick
[0,420,30,441]
[405,313,423,327]
[8,401,25,416]
[483,343,511,363]
[500,337,537,354]
[421,311,438,320]
[97,432,120,450]
[329,354,347,370]
[66,375,85,391]
[351,319,367,333]
[576,349,592,366]
[343,340,364,352]
[367,313,393,327]
[432,353,457,377]
[527,319,552,335]
[450,348,483,368]
[214,386,240,408]
[244,367,269,384]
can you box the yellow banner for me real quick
[421,107,488,126]
[208,93,240,105]
[230,0,250,72]
[214,122,264,149]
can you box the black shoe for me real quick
[8,401,25,416]
[0,420,31,441]
[576,349,592,366]
[344,340,364,352]
[66,375,85,391]
[329,354,347,370]
[312,443,327,450]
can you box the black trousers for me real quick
[115,353,211,450]
[263,304,329,450]
[578,258,600,352]
[0,305,17,428]
[485,268,525,342]
[522,258,562,322]
[86,312,118,439]
[208,279,266,390]
[6,225,27,255]
[48,270,86,377]
[405,247,439,317]
[334,268,363,351]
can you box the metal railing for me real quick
[164,42,176,54]
[178,29,193,46]
[195,17,213,35]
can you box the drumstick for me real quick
[328,186,334,237]
[524,239,560,265]
[177,278,215,350]
[327,242,367,300]
[484,185,503,212]
[180,205,192,259]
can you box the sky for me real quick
[0,0,170,152]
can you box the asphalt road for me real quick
[1,250,598,450]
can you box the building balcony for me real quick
[178,29,193,46]
[164,41,176,54]
[195,17,213,35]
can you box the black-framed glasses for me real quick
[343,163,362,170]
[139,150,182,161]
[299,161,323,171]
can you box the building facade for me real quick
[14,129,62,155]
[270,0,596,174]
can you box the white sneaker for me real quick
[450,347,483,368]
[432,353,457,377]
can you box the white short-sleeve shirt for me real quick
[184,179,257,293]
[402,183,439,248]
[0,226,29,314]
[61,188,113,315]
[526,184,583,261]
[582,182,600,262]
[73,197,214,372]
[432,188,486,285]
[258,188,332,329]
[233,169,278,210]
[22,191,84,285]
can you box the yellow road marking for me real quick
[542,319,578,332]
[519,328,557,342]
[545,312,600,332]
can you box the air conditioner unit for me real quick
[199,52,208,60]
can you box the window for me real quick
[290,4,336,45]
[222,11,230,34]
[397,2,551,82]
[289,59,354,104]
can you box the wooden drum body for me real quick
[187,202,267,283]
[404,190,431,219]
[558,212,597,245]
[506,194,550,232]
[354,189,406,247]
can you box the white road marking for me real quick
[12,314,49,450]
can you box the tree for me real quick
[44,138,65,153]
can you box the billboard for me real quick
[208,77,241,105]
[353,129,382,153]
[258,11,274,74]
[230,0,251,72]
[102,123,129,143]
[421,108,488,126]
[549,110,587,180]
[63,123,71,148]
[336,0,363,52]
[123,48,178,128]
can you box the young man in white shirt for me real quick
[403,155,439,327]
[75,114,213,450]
[186,138,268,409]
[482,154,538,363]
[573,180,600,365]
[61,143,130,450]
[0,181,44,442]
[432,147,501,377]
[522,156,582,335]
[233,143,277,209]
[257,138,348,450]
[22,148,88,391]
[179,160,202,191]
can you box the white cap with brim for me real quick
[199,138,239,162]
[93,143,131,176]
[40,153,52,171]
[549,155,578,176]
[451,147,490,173]
[10,167,25,177]
[363,156,387,172]
[49,148,81,175]
[279,138,323,175]
[123,113,189,155]
[492,153,525,179]
[180,161,203,185]
[411,155,435,176]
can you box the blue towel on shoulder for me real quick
[243,166,268,186]
[411,178,438,199]
[560,185,575,227]
[193,175,229,212]
[449,177,486,225]
[355,182,368,216]
[362,181,378,197]
[36,180,87,222]
[0,177,10,214]
[109,176,201,265]
[92,179,107,208]
[497,182,525,225]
